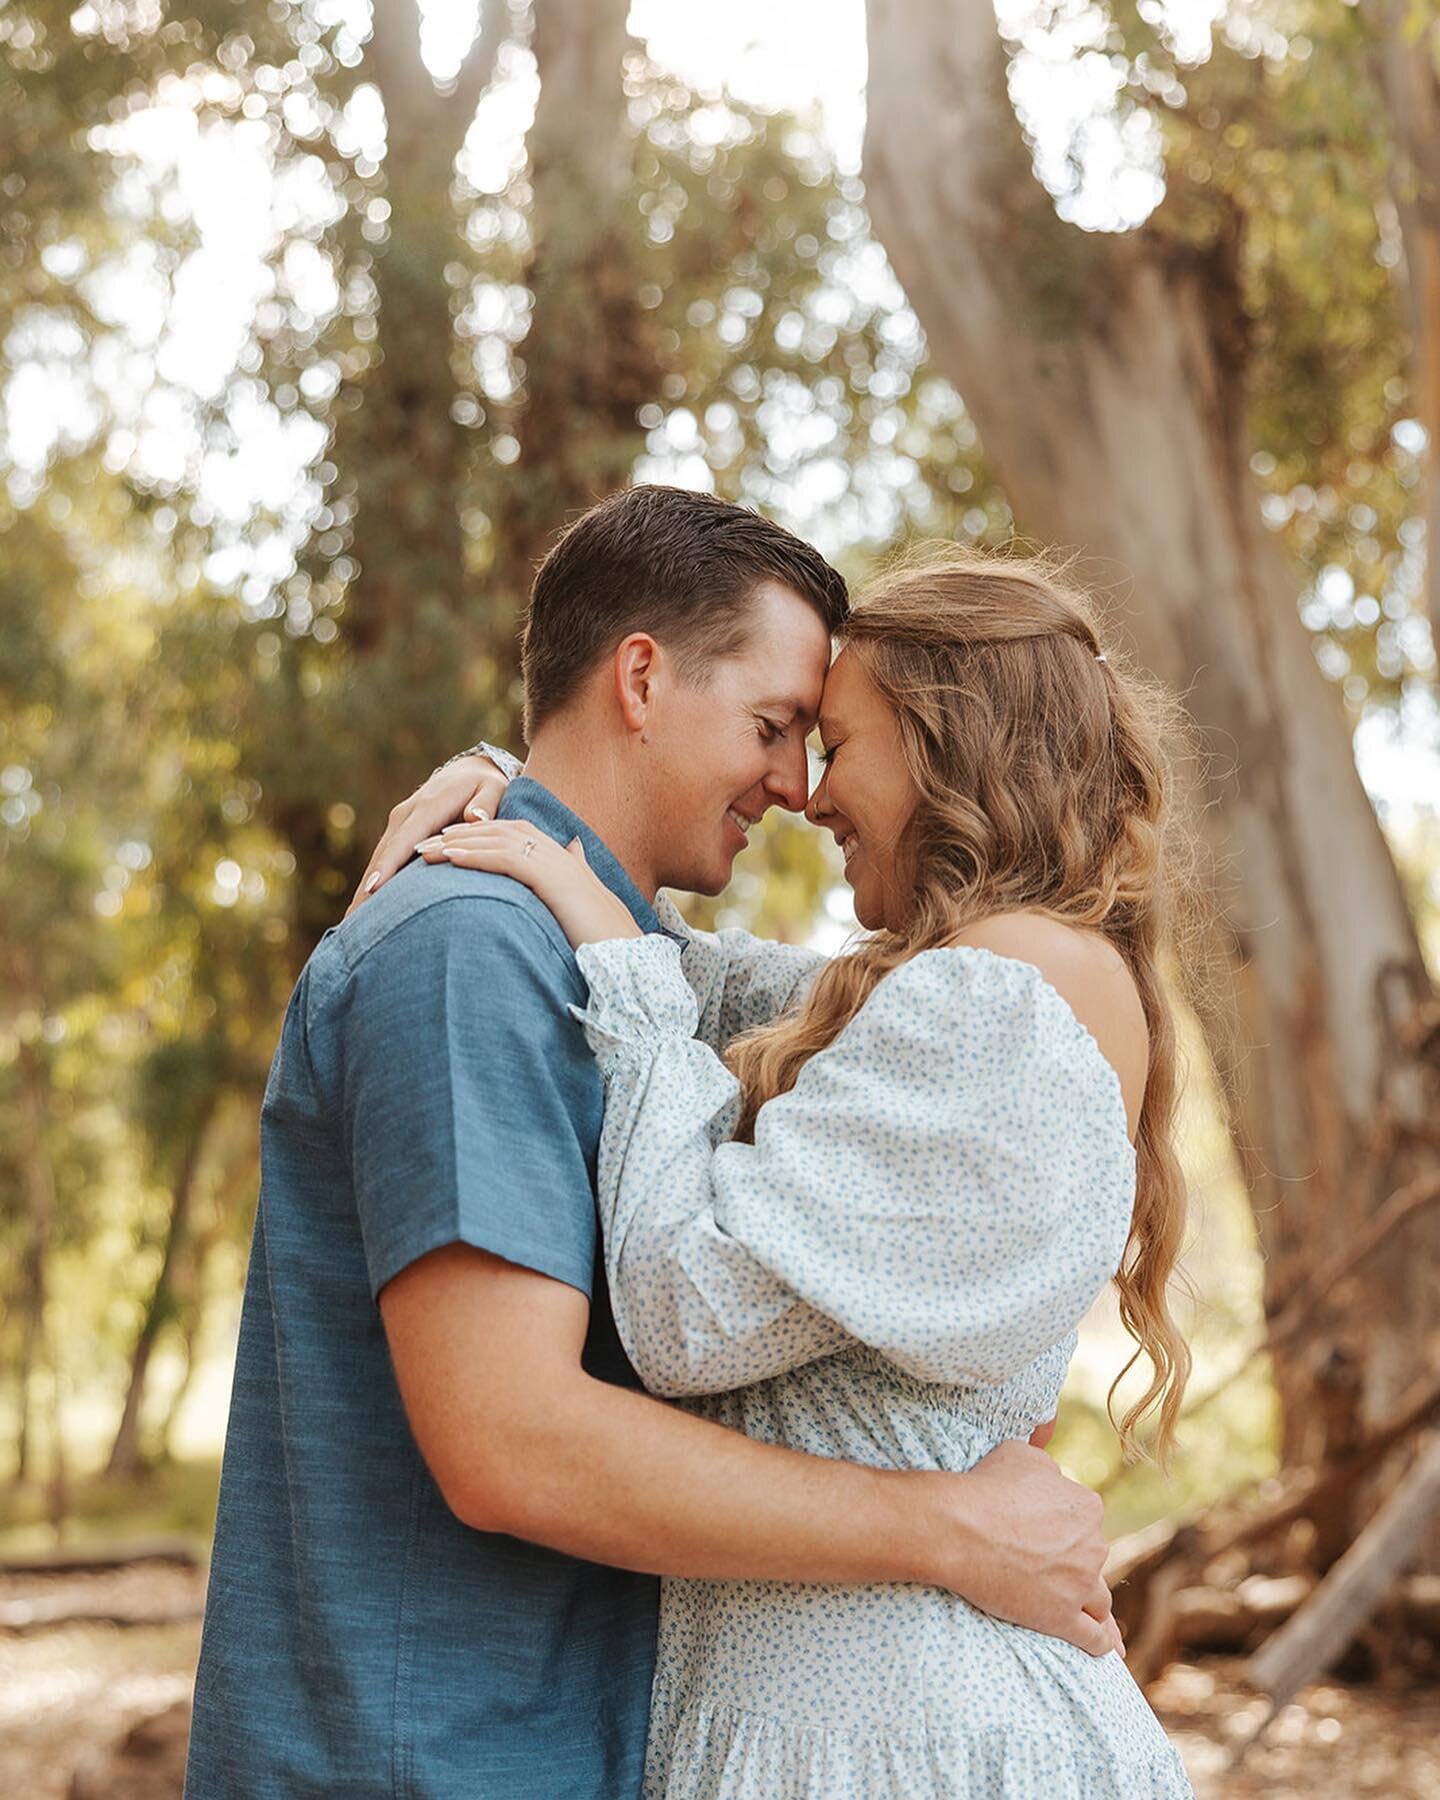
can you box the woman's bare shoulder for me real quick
[945,913,1149,1133]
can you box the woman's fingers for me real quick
[347,799,421,914]
[462,768,509,823]
[413,820,556,884]
[420,820,531,852]
[346,762,493,913]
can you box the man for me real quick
[186,486,1118,1799]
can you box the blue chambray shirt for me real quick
[185,779,676,1800]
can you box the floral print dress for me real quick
[571,905,1193,1800]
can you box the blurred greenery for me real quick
[0,1457,222,1558]
[2,0,1437,1565]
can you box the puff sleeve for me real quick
[570,935,1136,1399]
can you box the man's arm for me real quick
[380,1243,1122,1655]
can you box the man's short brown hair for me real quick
[520,486,849,737]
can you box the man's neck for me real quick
[518,733,659,902]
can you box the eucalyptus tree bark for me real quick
[259,4,507,954]
[1379,0,1440,643]
[493,0,655,672]
[863,0,1437,1465]
[341,0,503,665]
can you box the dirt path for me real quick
[1152,1660,1440,1799]
[3,1563,1439,1798]
[0,1564,201,1799]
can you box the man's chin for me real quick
[665,850,736,899]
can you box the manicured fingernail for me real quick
[365,873,380,893]
[465,805,488,821]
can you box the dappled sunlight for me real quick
[5,0,1440,1794]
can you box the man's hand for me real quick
[345,755,511,916]
[924,1440,1122,1658]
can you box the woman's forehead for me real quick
[819,644,866,715]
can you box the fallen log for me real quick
[0,1536,201,1577]
[0,1591,204,1634]
[1238,1432,1440,1753]
[69,1700,191,1800]
[1105,1365,1440,1685]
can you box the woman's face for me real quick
[805,645,920,930]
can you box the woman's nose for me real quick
[805,762,832,825]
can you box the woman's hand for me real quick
[415,820,643,949]
[345,754,513,916]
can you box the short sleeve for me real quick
[339,899,601,1299]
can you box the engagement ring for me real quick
[521,838,537,858]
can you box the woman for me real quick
[394,547,1197,1796]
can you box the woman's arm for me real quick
[656,900,829,1049]
[570,934,1136,1399]
[420,817,830,1046]
[349,763,826,1046]
[422,821,1136,1402]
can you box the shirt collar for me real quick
[497,777,687,944]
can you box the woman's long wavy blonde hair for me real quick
[727,543,1198,1463]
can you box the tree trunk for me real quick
[862,0,1437,1465]
[160,1138,257,1459]
[493,0,657,641]
[264,1,512,958]
[14,1244,38,1487]
[106,1101,217,1479]
[1380,0,1440,644]
[11,1014,66,1530]
[267,0,651,957]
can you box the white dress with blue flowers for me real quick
[572,907,1193,1800]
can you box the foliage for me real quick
[5,0,1436,1523]
[1014,0,1438,710]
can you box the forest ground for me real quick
[3,1559,1439,1799]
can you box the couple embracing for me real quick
[185,485,1196,1797]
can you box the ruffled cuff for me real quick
[569,934,699,1066]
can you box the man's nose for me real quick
[766,739,811,813]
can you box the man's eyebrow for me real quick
[756,694,819,726]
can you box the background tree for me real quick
[862,0,1439,1487]
[1,0,1001,1487]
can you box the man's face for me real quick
[644,580,833,895]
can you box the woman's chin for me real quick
[850,885,883,931]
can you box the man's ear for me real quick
[612,633,661,738]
